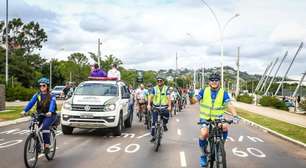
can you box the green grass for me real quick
[0,106,30,121]
[0,104,62,121]
[236,108,306,144]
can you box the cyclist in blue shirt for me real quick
[197,73,239,167]
[21,77,57,154]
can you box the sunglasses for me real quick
[209,79,220,82]
[39,84,47,88]
[157,80,163,82]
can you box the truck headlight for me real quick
[63,102,72,110]
[105,104,116,111]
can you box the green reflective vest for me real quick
[200,87,225,120]
[152,86,169,106]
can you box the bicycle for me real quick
[198,118,233,168]
[152,106,167,152]
[24,113,58,168]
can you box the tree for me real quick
[68,52,89,65]
[101,54,123,72]
[0,18,47,53]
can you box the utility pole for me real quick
[5,0,9,84]
[292,72,306,97]
[275,42,303,96]
[175,52,178,87]
[202,65,205,88]
[97,38,102,68]
[235,47,240,97]
[260,57,279,92]
[264,51,288,95]
[50,59,52,89]
[193,70,196,89]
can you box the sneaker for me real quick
[150,137,156,143]
[44,147,50,154]
[200,155,207,167]
[163,125,168,132]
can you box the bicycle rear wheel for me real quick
[24,134,39,168]
[45,130,56,160]
[216,141,227,168]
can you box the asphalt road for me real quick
[1,104,306,168]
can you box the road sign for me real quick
[136,70,144,83]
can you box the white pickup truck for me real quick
[60,79,133,136]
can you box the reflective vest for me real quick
[200,87,225,120]
[152,86,169,106]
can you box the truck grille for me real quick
[71,104,105,112]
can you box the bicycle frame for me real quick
[28,115,45,150]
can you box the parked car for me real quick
[51,86,65,99]
[60,78,133,136]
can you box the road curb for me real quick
[241,116,306,148]
[0,117,31,127]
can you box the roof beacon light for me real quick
[88,77,118,81]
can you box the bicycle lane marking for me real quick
[180,151,187,167]
[177,129,182,136]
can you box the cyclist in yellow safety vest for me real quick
[147,76,171,142]
[197,73,240,167]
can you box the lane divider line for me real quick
[136,133,150,139]
[179,151,187,167]
[177,129,182,136]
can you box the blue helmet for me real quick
[38,77,50,85]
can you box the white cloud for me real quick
[6,0,306,79]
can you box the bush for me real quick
[5,84,37,101]
[237,94,253,104]
[300,100,306,111]
[259,96,288,111]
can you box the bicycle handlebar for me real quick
[197,118,233,125]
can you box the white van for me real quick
[60,79,133,136]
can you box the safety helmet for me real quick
[156,76,165,81]
[38,77,50,85]
[209,73,221,81]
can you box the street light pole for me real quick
[199,0,239,88]
[97,38,102,68]
[5,0,9,85]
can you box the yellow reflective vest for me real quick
[200,87,225,120]
[152,85,169,106]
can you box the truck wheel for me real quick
[124,111,133,128]
[113,114,123,136]
[61,125,73,135]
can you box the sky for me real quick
[1,0,306,79]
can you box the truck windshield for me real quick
[74,83,118,96]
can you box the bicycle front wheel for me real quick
[216,141,227,168]
[45,130,57,160]
[24,134,39,168]
[154,125,162,152]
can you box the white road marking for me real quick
[238,136,244,142]
[176,119,180,122]
[177,129,182,136]
[0,129,20,135]
[122,133,135,138]
[179,151,187,167]
[136,133,150,139]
